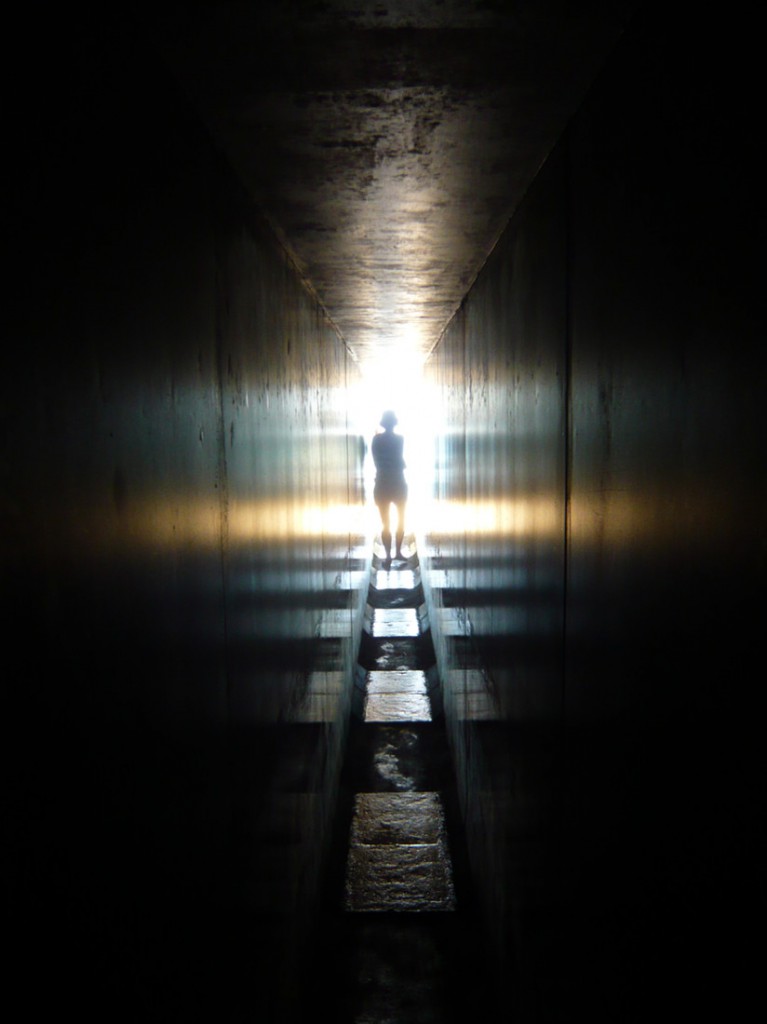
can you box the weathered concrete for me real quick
[5,18,368,1022]
[141,0,637,366]
[300,536,498,1022]
[422,5,764,1019]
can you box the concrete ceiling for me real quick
[143,1,638,374]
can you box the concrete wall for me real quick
[422,6,764,1019]
[5,16,368,1021]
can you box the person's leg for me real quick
[394,499,406,558]
[377,500,392,562]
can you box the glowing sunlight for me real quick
[348,354,442,537]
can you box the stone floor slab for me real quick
[372,568,419,591]
[371,607,421,637]
[350,792,447,845]
[364,692,432,722]
[366,669,428,695]
[345,843,456,912]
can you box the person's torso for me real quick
[372,432,405,479]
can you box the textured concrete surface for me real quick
[363,668,432,721]
[345,841,455,911]
[370,607,421,636]
[6,16,370,1021]
[421,5,764,1020]
[140,0,637,367]
[299,536,497,1021]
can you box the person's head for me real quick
[380,410,398,431]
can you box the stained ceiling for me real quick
[141,1,638,374]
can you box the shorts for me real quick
[374,481,408,505]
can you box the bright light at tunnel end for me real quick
[345,350,443,536]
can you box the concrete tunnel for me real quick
[5,2,764,1021]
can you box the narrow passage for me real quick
[303,535,498,1022]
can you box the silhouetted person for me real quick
[372,410,408,567]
